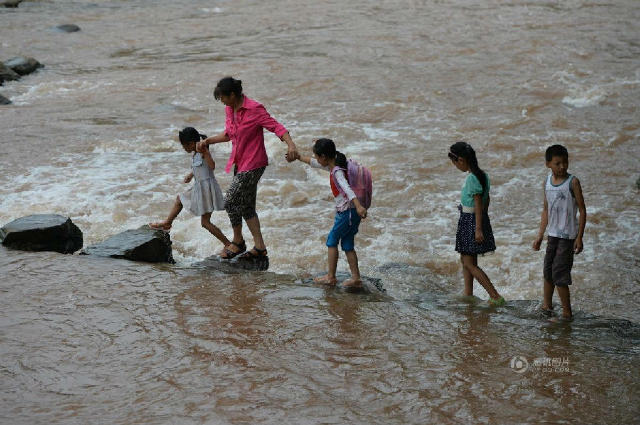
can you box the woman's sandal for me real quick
[149,221,171,231]
[220,240,246,259]
[238,246,268,259]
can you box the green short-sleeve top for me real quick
[460,172,490,207]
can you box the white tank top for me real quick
[545,174,578,239]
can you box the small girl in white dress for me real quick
[149,127,231,251]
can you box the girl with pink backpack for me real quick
[294,138,371,289]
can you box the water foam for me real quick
[562,86,607,108]
[11,80,115,105]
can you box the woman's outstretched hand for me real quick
[196,141,207,153]
[285,145,299,162]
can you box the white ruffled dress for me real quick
[179,151,225,216]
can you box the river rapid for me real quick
[1,1,639,424]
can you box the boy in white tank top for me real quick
[533,145,587,319]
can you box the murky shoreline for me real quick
[1,247,639,424]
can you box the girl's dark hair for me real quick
[313,138,347,168]
[213,77,243,100]
[179,127,207,144]
[450,142,487,195]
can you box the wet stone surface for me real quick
[299,271,385,294]
[0,214,83,254]
[81,226,174,263]
[55,24,81,33]
[194,253,269,272]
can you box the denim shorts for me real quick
[326,208,361,252]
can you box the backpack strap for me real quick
[330,166,348,197]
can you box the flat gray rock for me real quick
[0,214,83,254]
[56,24,81,33]
[81,226,174,263]
[300,272,385,294]
[194,253,269,272]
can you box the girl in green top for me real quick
[449,142,505,307]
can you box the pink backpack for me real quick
[345,159,373,209]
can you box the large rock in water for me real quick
[0,214,83,254]
[81,226,174,263]
[2,0,23,8]
[0,62,20,85]
[4,56,43,76]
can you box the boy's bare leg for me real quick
[461,254,501,300]
[200,213,231,247]
[150,195,182,230]
[342,250,362,287]
[542,280,555,311]
[314,247,338,285]
[462,255,474,296]
[556,286,572,318]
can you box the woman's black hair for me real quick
[450,142,487,195]
[213,76,243,100]
[313,138,347,168]
[179,127,207,144]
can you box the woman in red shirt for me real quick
[197,77,298,262]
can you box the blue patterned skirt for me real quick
[455,205,496,255]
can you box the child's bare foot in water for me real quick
[540,304,554,316]
[149,221,171,231]
[313,275,337,286]
[341,278,362,288]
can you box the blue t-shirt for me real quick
[460,172,490,207]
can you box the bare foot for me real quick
[149,221,171,231]
[548,315,573,323]
[540,304,554,316]
[313,275,337,286]
[341,278,362,288]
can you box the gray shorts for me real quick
[543,236,574,286]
